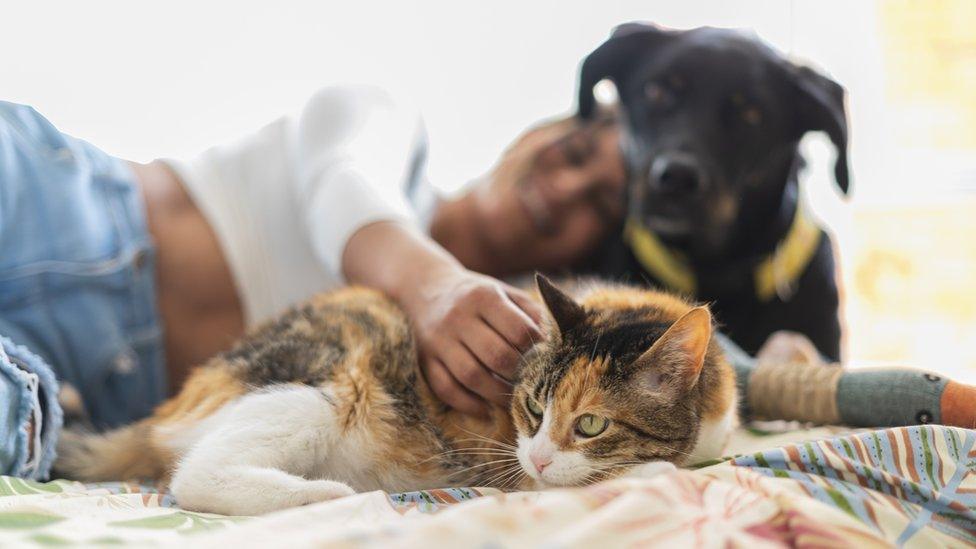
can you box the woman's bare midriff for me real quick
[129,161,245,393]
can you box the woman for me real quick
[0,86,625,479]
[2,86,971,480]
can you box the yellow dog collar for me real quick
[624,206,822,302]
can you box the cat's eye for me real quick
[576,414,609,437]
[526,397,544,418]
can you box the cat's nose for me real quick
[531,454,553,474]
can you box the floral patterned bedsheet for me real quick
[1,425,974,547]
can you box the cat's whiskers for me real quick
[656,444,697,459]
[446,458,522,480]
[587,330,603,369]
[580,470,604,487]
[449,440,517,453]
[600,462,646,474]
[446,454,518,463]
[418,453,515,468]
[578,463,614,486]
[488,465,522,486]
[481,463,526,488]
[425,446,517,457]
[452,427,518,450]
[475,466,515,486]
[451,440,517,452]
[449,464,522,487]
[417,447,516,466]
[496,468,527,491]
[480,461,524,481]
[443,450,517,457]
[502,467,526,486]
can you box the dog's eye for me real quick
[742,107,763,126]
[668,74,685,90]
[644,82,669,105]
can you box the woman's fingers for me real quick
[460,320,524,382]
[480,287,543,356]
[422,357,490,418]
[504,286,545,328]
[440,341,512,407]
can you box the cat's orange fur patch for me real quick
[548,356,610,448]
[700,346,737,422]
[582,285,736,423]
[152,364,246,425]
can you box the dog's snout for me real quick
[650,155,707,195]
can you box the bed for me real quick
[1,424,973,547]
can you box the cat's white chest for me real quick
[687,402,738,465]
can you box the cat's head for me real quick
[512,274,725,488]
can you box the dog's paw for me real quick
[623,461,677,480]
[757,331,825,367]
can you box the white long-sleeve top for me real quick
[164,86,436,326]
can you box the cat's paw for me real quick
[623,461,677,480]
[297,479,356,506]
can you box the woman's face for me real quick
[473,116,627,271]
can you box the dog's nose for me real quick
[650,156,706,195]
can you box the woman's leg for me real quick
[0,101,167,481]
[720,332,976,428]
[0,336,62,479]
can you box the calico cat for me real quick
[56,275,737,516]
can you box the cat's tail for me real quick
[53,363,246,482]
[54,421,167,482]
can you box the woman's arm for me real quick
[342,220,542,417]
[295,86,542,416]
[296,85,423,279]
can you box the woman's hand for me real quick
[398,266,542,417]
[342,220,543,417]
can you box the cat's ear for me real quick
[633,307,712,393]
[535,273,585,334]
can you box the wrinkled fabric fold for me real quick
[0,335,62,480]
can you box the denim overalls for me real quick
[0,102,166,478]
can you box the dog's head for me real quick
[578,23,849,258]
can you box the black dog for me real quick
[576,23,849,361]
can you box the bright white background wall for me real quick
[1,0,880,209]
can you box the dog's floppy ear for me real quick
[577,22,673,119]
[790,65,851,195]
